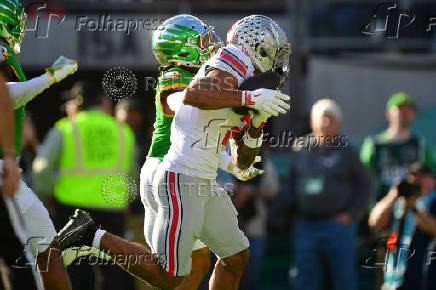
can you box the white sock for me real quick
[92,229,107,249]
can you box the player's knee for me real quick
[219,248,250,273]
[234,248,250,268]
[37,242,62,261]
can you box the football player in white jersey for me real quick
[156,15,290,289]
[55,15,290,290]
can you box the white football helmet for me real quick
[227,15,291,84]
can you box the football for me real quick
[233,71,282,115]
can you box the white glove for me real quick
[45,56,78,83]
[241,88,290,117]
[232,156,264,181]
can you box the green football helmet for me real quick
[0,0,26,54]
[152,14,222,67]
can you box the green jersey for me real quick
[147,67,193,161]
[0,43,26,158]
[360,130,434,202]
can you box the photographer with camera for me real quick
[369,162,436,290]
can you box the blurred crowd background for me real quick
[7,0,436,289]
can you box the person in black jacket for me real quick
[289,99,371,290]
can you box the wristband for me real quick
[243,131,263,148]
[241,90,255,106]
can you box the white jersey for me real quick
[161,46,255,179]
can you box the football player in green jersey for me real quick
[142,14,220,289]
[0,1,76,289]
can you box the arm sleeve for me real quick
[349,147,372,219]
[8,73,54,109]
[204,47,254,87]
[32,127,63,196]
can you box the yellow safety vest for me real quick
[54,111,135,209]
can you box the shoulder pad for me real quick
[158,68,193,92]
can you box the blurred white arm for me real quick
[8,55,78,109]
[8,74,54,109]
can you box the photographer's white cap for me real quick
[311,99,343,121]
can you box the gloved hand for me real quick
[241,88,290,117]
[232,156,264,181]
[45,56,78,83]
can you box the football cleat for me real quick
[54,209,97,251]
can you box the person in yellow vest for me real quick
[33,81,136,290]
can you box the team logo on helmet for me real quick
[151,14,222,67]
[227,15,291,86]
[0,0,27,54]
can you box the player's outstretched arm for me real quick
[183,69,290,116]
[8,56,78,109]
